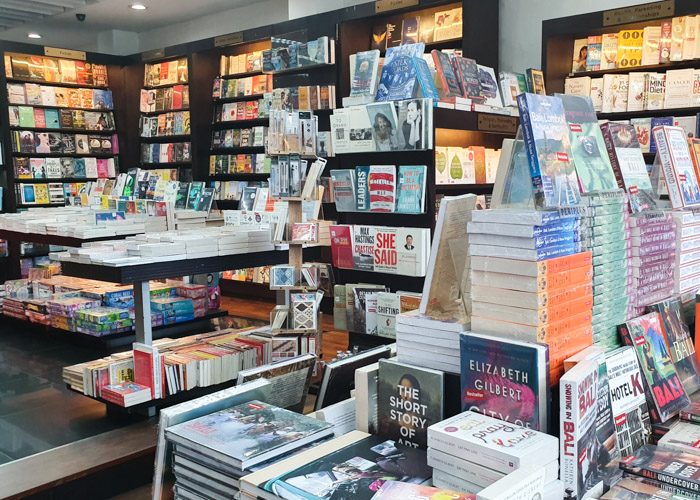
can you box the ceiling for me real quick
[0,0,261,52]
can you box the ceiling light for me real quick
[130,3,147,10]
[27,32,41,39]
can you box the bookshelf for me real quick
[0,48,126,211]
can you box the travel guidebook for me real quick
[648,298,700,396]
[619,313,690,424]
[164,400,334,470]
[263,434,431,499]
[620,444,700,494]
[377,359,444,449]
[558,93,618,193]
[517,93,581,209]
[459,332,549,431]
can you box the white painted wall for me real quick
[287,0,367,19]
[137,0,289,53]
[499,0,659,73]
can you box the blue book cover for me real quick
[649,116,674,153]
[411,58,439,100]
[460,332,549,431]
[396,165,426,214]
[73,158,86,177]
[517,93,581,208]
[375,43,425,101]
[355,165,370,211]
[44,109,60,129]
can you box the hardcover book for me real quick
[352,225,375,271]
[166,400,333,470]
[349,50,380,98]
[329,225,353,269]
[355,165,369,211]
[652,125,700,208]
[396,165,426,214]
[559,93,619,193]
[431,49,463,100]
[375,43,425,101]
[517,93,581,208]
[460,332,549,431]
[330,169,356,212]
[648,298,700,396]
[367,165,396,212]
[619,313,690,424]
[605,346,651,457]
[377,359,443,449]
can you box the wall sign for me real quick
[603,0,674,27]
[375,0,419,14]
[44,46,86,61]
[215,32,244,47]
[477,114,518,135]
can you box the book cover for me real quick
[526,69,546,95]
[653,125,700,208]
[648,298,700,396]
[601,33,619,70]
[355,165,370,211]
[432,49,463,100]
[658,421,700,455]
[460,332,549,431]
[572,38,588,73]
[352,225,375,271]
[330,169,356,212]
[664,68,694,109]
[375,43,425,101]
[373,481,473,500]
[368,165,396,212]
[559,93,618,193]
[517,93,581,208]
[457,57,484,102]
[618,29,643,68]
[602,474,696,499]
[620,444,700,494]
[377,359,444,449]
[641,26,662,66]
[619,313,690,424]
[330,225,353,269]
[352,286,386,335]
[586,35,602,71]
[263,435,431,500]
[376,292,400,339]
[396,165,426,214]
[477,65,502,107]
[166,400,333,470]
[412,57,440,100]
[350,50,380,98]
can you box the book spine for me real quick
[652,126,683,208]
[516,94,545,207]
[538,251,593,275]
[427,430,516,473]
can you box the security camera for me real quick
[76,13,86,22]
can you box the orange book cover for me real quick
[536,310,593,343]
[537,264,593,291]
[538,251,593,274]
[470,146,486,184]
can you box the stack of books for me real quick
[46,296,101,331]
[395,309,465,374]
[427,411,561,497]
[165,400,334,499]
[628,213,677,314]
[671,211,700,298]
[74,306,133,336]
[467,208,593,383]
[584,192,631,350]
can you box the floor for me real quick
[0,294,348,468]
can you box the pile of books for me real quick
[74,306,132,336]
[468,209,593,383]
[427,411,562,497]
[395,310,464,373]
[584,193,631,350]
[166,400,334,499]
[672,211,700,298]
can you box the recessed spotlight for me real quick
[130,3,147,10]
[27,33,41,39]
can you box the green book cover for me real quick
[18,106,35,127]
[377,359,443,449]
[559,94,618,193]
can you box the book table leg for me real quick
[133,280,153,346]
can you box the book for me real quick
[601,33,619,70]
[349,50,380,98]
[427,410,558,474]
[526,68,546,95]
[395,165,426,214]
[586,35,602,71]
[477,65,502,107]
[641,26,662,66]
[664,68,694,109]
[460,332,549,431]
[620,444,700,495]
[355,165,369,211]
[375,43,425,101]
[329,225,353,269]
[432,49,463,101]
[602,474,697,499]
[560,358,617,499]
[618,29,643,68]
[652,125,700,208]
[648,298,700,396]
[367,165,395,212]
[517,93,581,208]
[330,169,356,212]
[658,421,700,455]
[165,401,333,471]
[619,313,690,424]
[373,481,473,500]
[377,359,443,449]
[572,38,588,73]
[644,73,666,110]
[559,93,619,192]
[260,434,431,500]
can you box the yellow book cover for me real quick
[617,29,643,68]
[34,184,50,204]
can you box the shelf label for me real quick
[375,0,418,14]
[477,114,518,134]
[141,48,165,61]
[603,0,674,26]
[44,46,86,61]
[215,32,244,47]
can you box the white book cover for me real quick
[459,147,476,184]
[601,74,616,114]
[498,71,522,107]
[653,125,700,208]
[630,118,652,153]
[626,73,647,112]
[641,26,662,66]
[644,73,666,110]
[664,68,694,108]
[376,292,399,338]
[564,76,591,97]
[682,15,699,60]
[435,146,449,185]
[84,158,98,179]
[601,34,618,70]
[426,410,558,474]
[671,16,685,61]
[45,158,61,178]
[364,293,378,335]
[589,78,604,112]
[692,69,700,107]
[611,74,629,113]
[658,421,700,455]
[477,65,503,108]
[446,147,464,184]
[477,466,547,500]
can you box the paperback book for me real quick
[620,444,700,495]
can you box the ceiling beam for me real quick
[29,0,86,7]
[0,12,42,22]
[0,1,63,15]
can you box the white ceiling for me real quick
[0,0,261,52]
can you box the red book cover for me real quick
[172,85,183,109]
[33,108,46,128]
[368,165,396,212]
[133,346,155,398]
[330,225,354,269]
